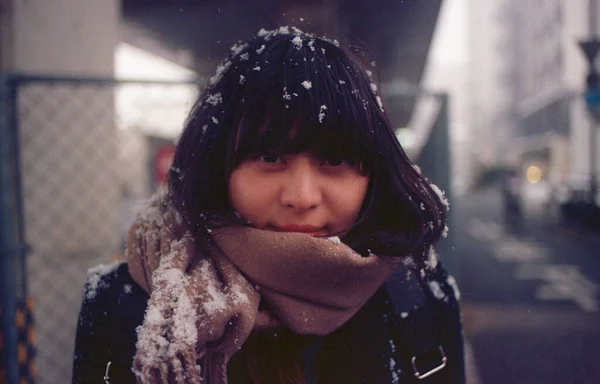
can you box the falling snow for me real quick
[430,183,450,211]
[210,60,232,85]
[447,275,461,300]
[206,93,223,106]
[257,26,295,41]
[388,340,401,384]
[426,246,439,270]
[318,105,328,123]
[429,281,446,301]
[133,242,199,377]
[230,42,246,56]
[283,87,292,100]
[376,95,384,112]
[85,261,122,300]
[291,35,303,49]
[442,225,449,238]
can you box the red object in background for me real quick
[155,146,176,185]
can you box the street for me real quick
[452,187,600,384]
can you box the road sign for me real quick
[579,39,600,65]
[155,145,176,185]
[585,89,600,109]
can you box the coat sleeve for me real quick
[72,264,121,383]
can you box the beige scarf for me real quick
[125,194,397,383]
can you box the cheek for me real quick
[352,177,369,214]
[336,176,369,220]
[228,168,270,223]
[228,171,249,214]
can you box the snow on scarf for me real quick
[125,193,397,383]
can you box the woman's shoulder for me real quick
[81,260,148,305]
[76,260,148,352]
[419,260,461,307]
[318,260,464,383]
[383,260,465,383]
[384,257,461,324]
[74,261,147,383]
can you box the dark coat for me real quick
[72,260,465,383]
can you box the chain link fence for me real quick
[3,75,200,383]
[1,74,449,383]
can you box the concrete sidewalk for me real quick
[462,303,600,384]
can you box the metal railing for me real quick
[0,73,201,383]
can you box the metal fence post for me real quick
[434,94,457,275]
[0,73,22,384]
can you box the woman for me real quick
[73,26,465,383]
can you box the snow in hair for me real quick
[206,26,386,116]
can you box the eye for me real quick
[259,153,282,163]
[322,157,347,167]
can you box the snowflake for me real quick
[318,105,327,123]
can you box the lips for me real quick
[272,224,325,236]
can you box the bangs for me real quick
[226,34,383,173]
[233,104,374,171]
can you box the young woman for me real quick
[73,27,465,384]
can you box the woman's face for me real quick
[229,152,369,238]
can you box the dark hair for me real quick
[168,27,448,263]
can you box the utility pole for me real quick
[0,75,21,384]
[578,0,600,204]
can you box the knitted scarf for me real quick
[125,194,397,383]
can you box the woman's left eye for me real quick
[259,154,281,163]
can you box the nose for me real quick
[280,160,322,211]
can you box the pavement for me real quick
[450,187,600,384]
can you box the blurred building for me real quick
[466,0,516,166]
[467,0,600,203]
[424,0,471,194]
[508,0,586,197]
